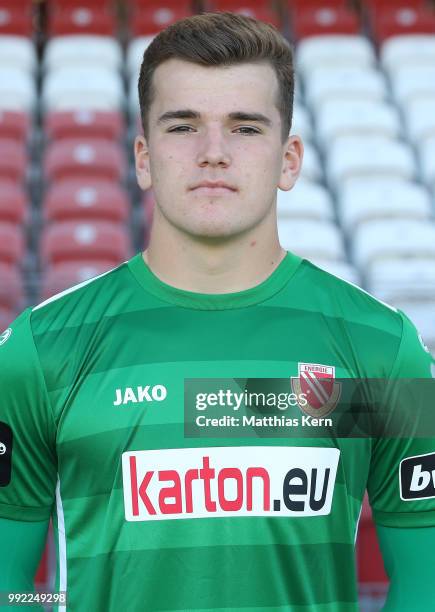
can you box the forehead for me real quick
[149,58,280,118]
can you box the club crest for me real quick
[291,363,341,418]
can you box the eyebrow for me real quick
[157,109,272,127]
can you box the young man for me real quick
[1,12,435,611]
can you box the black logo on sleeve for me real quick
[0,422,13,486]
[400,452,435,501]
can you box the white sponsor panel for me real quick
[122,446,340,521]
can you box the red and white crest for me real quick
[291,363,341,417]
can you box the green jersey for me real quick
[0,251,434,611]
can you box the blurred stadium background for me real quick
[1,0,435,608]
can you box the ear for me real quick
[134,135,152,191]
[278,135,304,192]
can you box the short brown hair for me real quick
[138,12,294,143]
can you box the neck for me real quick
[143,209,286,294]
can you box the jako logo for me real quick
[121,446,340,521]
[113,385,167,406]
[400,452,435,501]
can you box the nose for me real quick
[196,126,231,168]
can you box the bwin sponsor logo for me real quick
[113,385,167,406]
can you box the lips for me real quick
[191,181,237,194]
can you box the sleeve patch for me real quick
[400,452,435,501]
[0,422,13,486]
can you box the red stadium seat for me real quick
[362,0,426,14]
[45,111,124,142]
[292,6,361,40]
[0,307,14,332]
[44,138,127,183]
[289,0,347,9]
[40,221,131,266]
[41,260,116,299]
[0,111,30,143]
[130,6,193,36]
[0,181,27,224]
[0,263,24,310]
[207,3,281,27]
[0,223,25,265]
[0,139,26,182]
[371,6,435,43]
[0,6,33,36]
[44,179,129,223]
[48,7,116,37]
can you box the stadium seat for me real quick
[45,111,124,142]
[127,36,155,78]
[370,6,435,44]
[40,221,131,266]
[380,34,435,74]
[0,111,30,143]
[41,260,116,300]
[0,7,33,36]
[390,66,435,107]
[419,137,435,189]
[44,179,129,223]
[0,180,27,224]
[326,136,416,188]
[44,139,127,183]
[42,67,125,112]
[292,6,360,40]
[278,220,345,261]
[48,7,116,37]
[299,142,323,183]
[304,67,387,112]
[338,178,432,232]
[394,301,435,354]
[43,35,123,72]
[316,100,401,147]
[277,180,334,221]
[0,138,26,182]
[0,35,36,73]
[292,103,313,142]
[367,259,435,303]
[130,6,193,37]
[352,219,435,270]
[0,68,36,112]
[0,263,24,310]
[403,98,435,145]
[308,259,361,286]
[0,223,25,265]
[296,35,375,75]
[206,3,281,28]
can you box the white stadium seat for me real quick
[309,259,362,286]
[304,67,387,112]
[277,180,334,221]
[278,219,345,261]
[0,36,36,73]
[299,142,323,182]
[316,100,401,147]
[390,66,435,107]
[403,97,435,145]
[367,258,435,303]
[418,137,435,189]
[44,36,123,72]
[0,68,36,112]
[127,36,155,78]
[42,68,125,112]
[394,301,435,355]
[326,136,416,188]
[352,219,435,270]
[338,179,432,232]
[297,35,375,75]
[291,103,313,142]
[381,35,435,74]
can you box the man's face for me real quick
[135,58,302,239]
